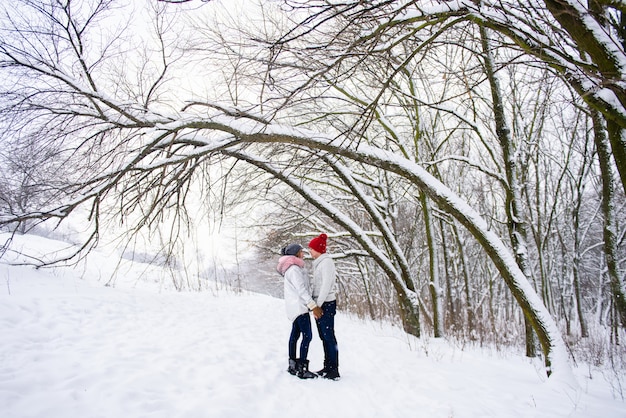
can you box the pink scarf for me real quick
[277,255,305,276]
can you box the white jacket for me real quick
[311,253,337,306]
[282,262,317,321]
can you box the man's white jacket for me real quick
[312,253,337,306]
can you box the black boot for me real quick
[316,360,329,377]
[287,359,297,376]
[322,367,340,380]
[296,359,317,379]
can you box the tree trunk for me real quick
[440,217,457,330]
[480,26,537,357]
[356,258,377,320]
[592,112,626,326]
[451,221,475,338]
[571,136,592,338]
[421,191,443,337]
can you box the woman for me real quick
[277,243,323,379]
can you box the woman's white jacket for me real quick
[278,256,317,321]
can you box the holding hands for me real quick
[312,306,323,319]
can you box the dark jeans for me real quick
[316,300,339,370]
[289,313,313,360]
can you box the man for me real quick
[308,233,340,380]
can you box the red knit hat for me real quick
[308,233,327,254]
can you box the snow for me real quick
[1,233,624,418]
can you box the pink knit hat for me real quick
[308,233,327,254]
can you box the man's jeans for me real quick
[316,300,339,369]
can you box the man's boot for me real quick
[322,366,340,381]
[315,362,329,377]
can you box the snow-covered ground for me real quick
[0,233,624,418]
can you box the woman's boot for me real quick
[287,359,298,375]
[296,359,317,379]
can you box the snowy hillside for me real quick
[0,233,624,418]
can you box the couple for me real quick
[276,233,340,380]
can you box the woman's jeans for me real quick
[289,313,312,360]
[316,300,339,370]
